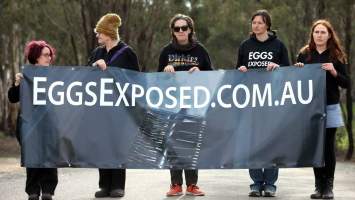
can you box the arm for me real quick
[333,61,350,89]
[158,49,168,72]
[201,48,213,71]
[279,42,290,66]
[236,44,244,69]
[125,48,140,72]
[8,84,20,103]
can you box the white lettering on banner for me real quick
[85,82,97,106]
[67,82,83,106]
[31,77,314,109]
[252,83,272,107]
[33,77,47,105]
[100,78,114,106]
[48,81,64,105]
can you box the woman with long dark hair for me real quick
[295,19,349,199]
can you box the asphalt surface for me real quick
[1,158,355,200]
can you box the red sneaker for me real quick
[186,184,205,196]
[166,184,183,196]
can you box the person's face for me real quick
[313,24,331,47]
[36,47,51,66]
[173,19,191,44]
[252,16,268,35]
[96,32,111,45]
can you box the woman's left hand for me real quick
[188,66,200,73]
[266,62,280,71]
[322,63,337,77]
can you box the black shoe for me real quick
[41,193,53,200]
[110,189,125,197]
[28,194,39,200]
[310,178,324,199]
[322,178,334,199]
[95,188,110,198]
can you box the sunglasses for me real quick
[173,25,189,32]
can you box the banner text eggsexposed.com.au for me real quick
[33,77,313,109]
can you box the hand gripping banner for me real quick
[20,64,326,169]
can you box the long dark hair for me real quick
[169,14,196,44]
[300,19,347,64]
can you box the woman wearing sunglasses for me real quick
[158,14,213,197]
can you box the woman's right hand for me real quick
[238,66,248,72]
[14,73,23,86]
[294,62,304,68]
[94,59,107,70]
[163,65,175,73]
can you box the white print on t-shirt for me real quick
[247,52,274,68]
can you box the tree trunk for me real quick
[344,0,353,160]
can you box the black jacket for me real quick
[158,42,213,72]
[88,41,140,71]
[8,84,21,143]
[297,49,349,105]
[236,34,290,69]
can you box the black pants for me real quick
[314,128,336,179]
[25,168,58,195]
[170,169,198,186]
[99,169,126,190]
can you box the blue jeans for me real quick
[249,168,278,191]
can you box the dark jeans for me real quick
[99,169,126,190]
[170,169,198,186]
[25,168,58,195]
[314,128,336,179]
[249,168,278,190]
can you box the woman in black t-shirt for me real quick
[295,19,349,199]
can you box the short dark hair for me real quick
[25,40,55,64]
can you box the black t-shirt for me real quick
[88,41,140,71]
[297,49,349,105]
[236,34,290,69]
[158,42,213,72]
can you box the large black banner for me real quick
[20,64,325,169]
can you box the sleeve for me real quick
[201,47,213,71]
[279,42,290,66]
[125,48,140,72]
[158,48,167,72]
[296,52,306,63]
[87,48,98,66]
[235,43,244,69]
[8,84,20,103]
[334,61,350,89]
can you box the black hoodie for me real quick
[236,34,290,69]
[297,49,349,105]
[88,41,140,71]
[158,41,213,72]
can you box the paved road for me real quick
[1,158,354,200]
